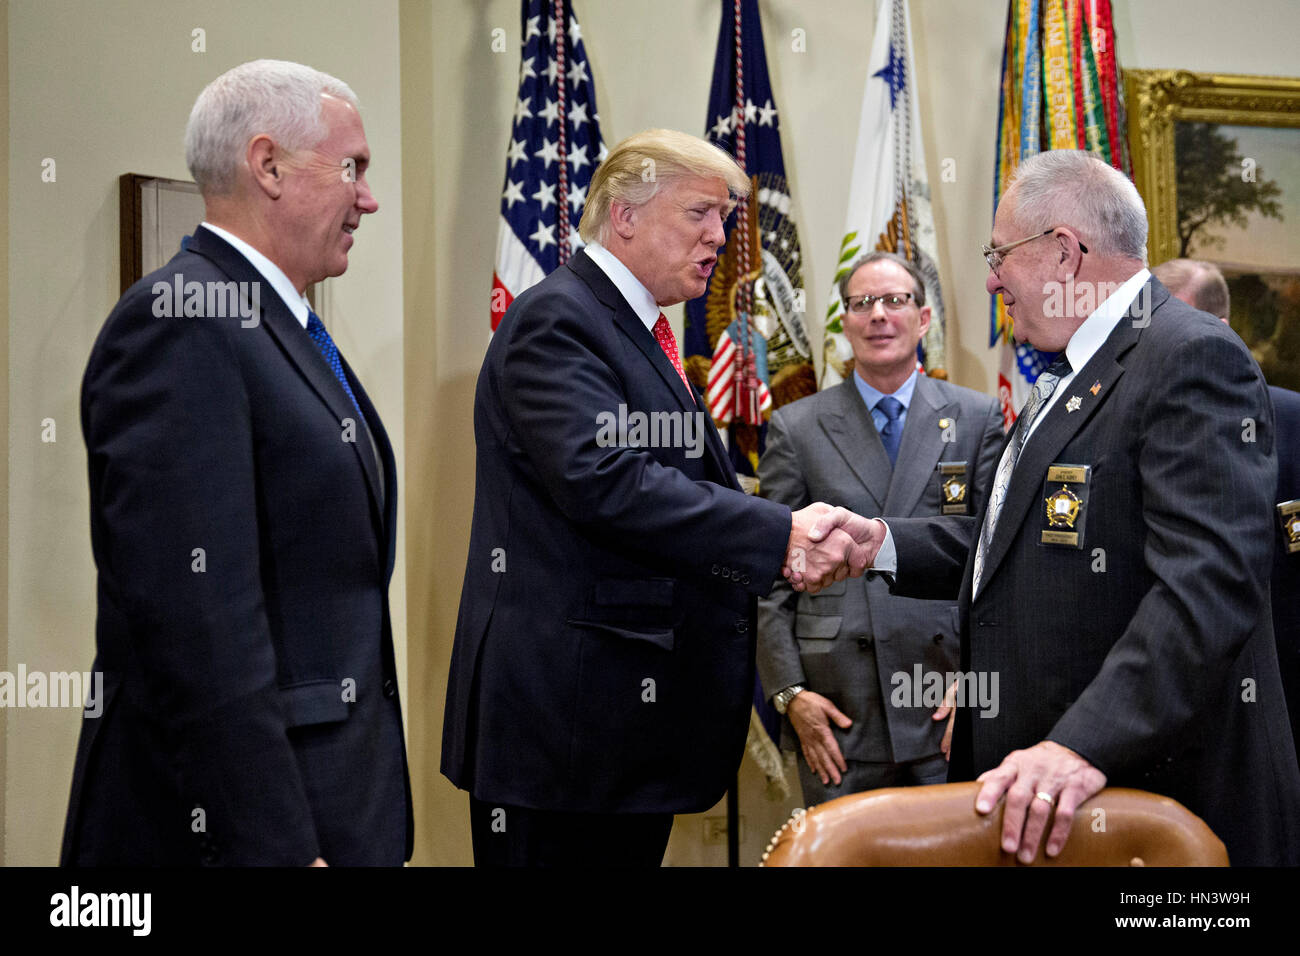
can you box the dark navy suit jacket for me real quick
[441,248,792,814]
[62,226,411,865]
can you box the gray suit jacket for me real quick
[890,278,1300,865]
[757,374,1003,764]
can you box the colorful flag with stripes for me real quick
[490,0,605,331]
[822,0,947,389]
[683,0,815,477]
[991,0,1130,426]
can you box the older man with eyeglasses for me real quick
[756,251,1003,807]
[803,149,1300,866]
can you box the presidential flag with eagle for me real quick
[683,0,816,480]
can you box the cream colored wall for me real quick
[1118,0,1300,76]
[0,0,10,867]
[399,0,464,866]
[3,0,404,864]
[7,0,1300,868]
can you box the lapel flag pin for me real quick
[1090,380,1101,395]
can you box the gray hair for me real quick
[1007,150,1148,262]
[185,59,359,196]
[1152,258,1230,318]
[838,251,927,306]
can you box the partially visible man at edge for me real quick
[1154,257,1300,770]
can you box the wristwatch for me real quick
[773,684,805,715]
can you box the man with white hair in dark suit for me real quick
[805,151,1300,865]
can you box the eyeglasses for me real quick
[982,228,1088,274]
[842,292,915,314]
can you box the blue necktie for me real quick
[876,396,904,467]
[306,311,361,416]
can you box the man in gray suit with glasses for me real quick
[757,251,1003,806]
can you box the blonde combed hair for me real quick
[579,129,750,244]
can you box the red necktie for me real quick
[652,313,696,404]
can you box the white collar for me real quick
[1063,268,1151,373]
[1020,268,1152,443]
[854,367,919,414]
[200,222,312,328]
[583,241,661,332]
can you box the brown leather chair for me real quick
[761,782,1228,866]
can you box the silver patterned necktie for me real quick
[971,355,1072,596]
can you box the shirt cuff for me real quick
[874,520,898,573]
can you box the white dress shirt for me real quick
[201,222,311,328]
[583,240,661,332]
[874,267,1152,574]
[1022,268,1150,442]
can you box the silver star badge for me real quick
[1065,395,1082,413]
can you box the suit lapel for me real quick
[699,413,740,490]
[348,367,398,575]
[569,250,697,416]
[338,353,392,539]
[681,380,735,488]
[820,379,891,512]
[188,227,386,527]
[265,309,385,524]
[883,375,951,515]
[976,285,1154,591]
[568,250,738,487]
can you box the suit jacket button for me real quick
[731,570,742,582]
[933,633,944,643]
[712,564,721,575]
[383,679,396,698]
[742,573,750,585]
[857,637,872,649]
[735,620,748,634]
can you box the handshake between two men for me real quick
[783,505,885,593]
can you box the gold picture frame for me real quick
[1124,69,1300,265]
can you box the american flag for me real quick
[490,0,606,331]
